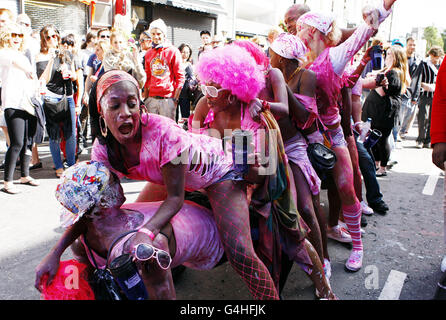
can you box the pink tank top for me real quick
[309,48,343,126]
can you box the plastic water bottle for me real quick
[357,118,372,144]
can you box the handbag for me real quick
[43,95,68,123]
[83,230,139,300]
[307,142,337,174]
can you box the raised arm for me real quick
[329,1,393,76]
[35,219,88,291]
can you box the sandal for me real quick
[20,177,40,186]
[2,185,21,194]
[55,169,64,178]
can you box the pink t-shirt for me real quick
[92,113,232,191]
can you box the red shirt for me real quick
[144,44,185,98]
[431,59,446,145]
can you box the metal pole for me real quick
[232,0,236,39]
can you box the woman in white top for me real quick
[0,23,39,194]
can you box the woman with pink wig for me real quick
[296,0,397,271]
[195,45,336,299]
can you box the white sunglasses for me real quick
[201,84,227,98]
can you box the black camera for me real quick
[375,73,385,86]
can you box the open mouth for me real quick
[118,123,133,135]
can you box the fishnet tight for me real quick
[206,180,280,300]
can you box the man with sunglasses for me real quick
[35,161,224,299]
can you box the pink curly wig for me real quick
[196,45,265,103]
[233,40,269,71]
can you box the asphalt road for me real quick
[0,124,444,300]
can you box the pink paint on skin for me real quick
[92,113,233,191]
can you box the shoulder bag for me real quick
[83,230,140,300]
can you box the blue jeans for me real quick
[355,132,384,206]
[400,96,417,134]
[47,96,76,170]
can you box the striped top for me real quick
[413,58,441,99]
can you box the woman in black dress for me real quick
[362,45,410,177]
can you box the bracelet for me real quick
[354,121,362,127]
[262,100,270,111]
[138,227,155,241]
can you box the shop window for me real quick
[91,0,113,27]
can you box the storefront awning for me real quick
[140,0,226,15]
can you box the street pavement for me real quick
[0,123,444,300]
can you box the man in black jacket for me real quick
[412,45,444,148]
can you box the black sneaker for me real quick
[369,200,389,214]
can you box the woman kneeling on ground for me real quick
[35,161,225,299]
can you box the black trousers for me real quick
[371,126,392,168]
[4,109,36,181]
[417,95,433,144]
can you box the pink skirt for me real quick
[284,132,321,195]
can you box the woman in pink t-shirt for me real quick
[89,70,279,300]
[296,0,396,271]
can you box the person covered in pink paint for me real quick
[295,0,397,271]
[266,32,333,280]
[35,160,225,299]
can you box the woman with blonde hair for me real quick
[102,29,146,88]
[296,0,397,271]
[0,23,39,193]
[362,45,409,177]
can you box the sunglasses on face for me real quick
[201,84,226,98]
[46,34,58,41]
[133,243,172,270]
[63,41,74,46]
[11,33,24,38]
[100,34,110,39]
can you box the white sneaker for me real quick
[345,250,363,272]
[361,201,374,216]
[441,255,446,273]
[327,225,352,243]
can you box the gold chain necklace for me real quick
[286,66,302,83]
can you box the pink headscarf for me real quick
[96,70,140,114]
[298,12,334,36]
[270,33,308,61]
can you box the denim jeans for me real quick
[355,131,384,206]
[400,96,417,134]
[47,96,76,170]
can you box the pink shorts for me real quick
[284,132,321,195]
